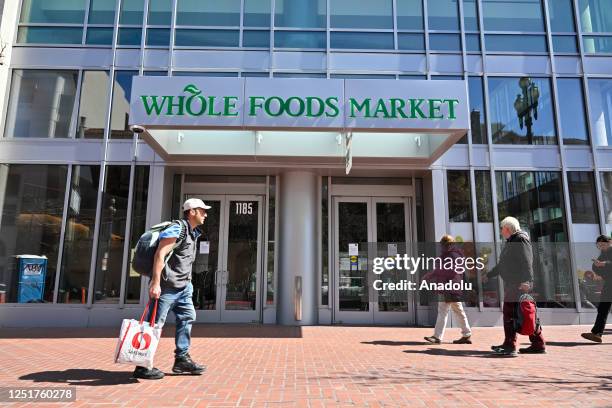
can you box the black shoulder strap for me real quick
[176,219,188,243]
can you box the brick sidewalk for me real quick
[0,324,610,407]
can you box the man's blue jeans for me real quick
[147,282,196,358]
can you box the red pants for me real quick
[502,302,545,350]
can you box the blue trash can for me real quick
[16,255,48,303]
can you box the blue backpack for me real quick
[132,220,186,277]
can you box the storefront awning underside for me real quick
[142,128,466,166]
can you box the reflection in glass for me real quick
[275,0,325,28]
[125,166,149,303]
[58,166,100,304]
[496,171,573,308]
[177,0,241,26]
[275,31,325,48]
[20,0,86,23]
[225,201,259,311]
[338,202,368,311]
[601,172,612,226]
[583,36,612,53]
[587,78,612,146]
[556,78,588,145]
[94,166,130,304]
[428,0,459,30]
[331,0,392,29]
[17,27,83,44]
[475,171,493,222]
[5,70,79,138]
[330,32,394,49]
[468,77,487,144]
[488,77,556,145]
[192,200,221,310]
[175,29,240,47]
[0,164,68,303]
[244,0,271,27]
[485,34,547,52]
[110,71,138,139]
[447,170,472,222]
[578,0,612,33]
[396,0,423,29]
[567,172,598,224]
[482,0,544,31]
[89,0,116,24]
[119,0,144,25]
[76,71,110,139]
[376,202,408,312]
[548,0,576,32]
[148,0,172,25]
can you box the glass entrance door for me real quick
[187,195,263,323]
[333,196,414,325]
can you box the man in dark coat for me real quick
[485,216,546,356]
[582,235,612,343]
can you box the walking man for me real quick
[133,198,210,380]
[582,235,612,343]
[485,216,546,356]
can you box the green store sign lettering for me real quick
[140,84,459,120]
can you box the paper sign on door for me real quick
[387,243,398,256]
[199,241,210,254]
[348,243,359,256]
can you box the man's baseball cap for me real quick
[183,198,211,211]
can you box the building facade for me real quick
[0,0,611,327]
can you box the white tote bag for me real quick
[114,300,162,370]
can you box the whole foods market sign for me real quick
[129,77,469,131]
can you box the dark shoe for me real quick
[453,336,472,344]
[133,366,164,380]
[492,347,517,357]
[519,346,546,354]
[424,336,441,344]
[491,344,505,351]
[581,332,602,343]
[172,353,206,375]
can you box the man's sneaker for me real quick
[453,336,472,344]
[424,336,441,344]
[492,347,517,356]
[172,353,206,375]
[519,346,546,354]
[581,332,602,343]
[133,366,164,380]
[491,344,505,351]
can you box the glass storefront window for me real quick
[118,27,143,46]
[146,28,171,46]
[93,166,131,304]
[397,34,425,51]
[274,0,325,28]
[243,30,270,47]
[548,0,576,32]
[396,0,423,30]
[496,171,574,308]
[602,172,612,227]
[58,165,100,304]
[20,0,86,23]
[175,29,240,47]
[587,78,612,147]
[428,0,459,31]
[567,172,598,224]
[468,77,487,144]
[485,34,547,52]
[5,70,79,139]
[244,0,271,27]
[321,176,328,306]
[475,171,493,222]
[76,71,110,139]
[148,0,172,25]
[552,35,578,53]
[109,71,138,139]
[0,164,68,303]
[330,0,392,29]
[275,31,325,48]
[125,166,150,304]
[463,0,479,31]
[86,27,114,45]
[488,77,557,145]
[447,170,472,222]
[88,0,117,24]
[465,34,481,52]
[556,78,589,145]
[482,0,544,32]
[429,34,461,51]
[119,0,144,25]
[267,176,276,306]
[177,0,241,26]
[583,36,612,54]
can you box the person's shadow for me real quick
[361,340,425,346]
[20,369,139,386]
[403,348,500,358]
